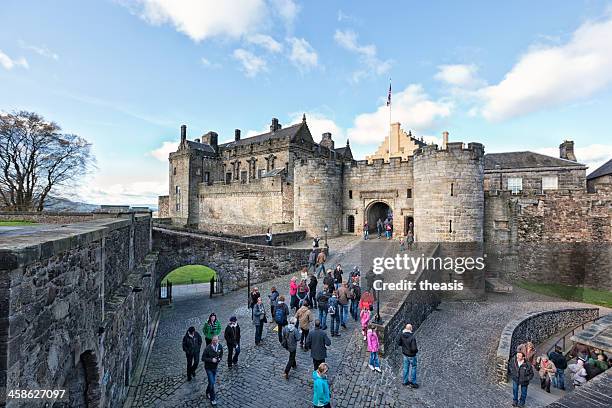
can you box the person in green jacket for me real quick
[203,313,222,346]
[312,362,331,408]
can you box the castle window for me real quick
[240,171,247,184]
[196,168,201,176]
[542,175,558,191]
[348,190,353,199]
[204,172,210,184]
[175,185,180,195]
[449,220,452,233]
[225,173,232,184]
[298,187,301,197]
[407,189,412,198]
[173,167,176,176]
[450,183,454,196]
[258,169,265,178]
[508,177,522,194]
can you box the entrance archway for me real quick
[347,215,355,233]
[366,202,392,232]
[404,216,414,236]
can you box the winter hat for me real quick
[229,316,237,322]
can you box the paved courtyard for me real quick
[126,236,611,408]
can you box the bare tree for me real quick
[0,111,93,211]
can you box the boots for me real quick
[540,377,546,389]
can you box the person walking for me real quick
[316,249,327,278]
[517,341,537,366]
[289,276,299,311]
[203,313,222,347]
[349,278,361,321]
[406,230,414,250]
[295,300,313,348]
[265,230,273,246]
[548,345,567,390]
[508,351,534,407]
[316,286,330,330]
[182,326,202,381]
[328,290,341,337]
[313,235,321,248]
[224,316,241,368]
[308,274,318,309]
[363,222,369,240]
[202,335,223,405]
[297,278,309,308]
[398,323,418,388]
[537,355,556,393]
[249,287,261,319]
[360,306,371,341]
[323,269,334,291]
[385,222,392,239]
[367,325,381,373]
[376,218,383,238]
[268,286,279,324]
[252,297,266,345]
[333,264,343,290]
[282,317,301,379]
[312,363,331,408]
[275,295,290,343]
[337,282,350,329]
[308,249,317,273]
[305,319,331,370]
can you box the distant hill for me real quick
[44,196,100,212]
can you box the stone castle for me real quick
[158,115,611,291]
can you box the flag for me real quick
[386,82,392,106]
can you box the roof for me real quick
[484,151,585,170]
[186,140,216,154]
[587,158,612,180]
[219,122,303,148]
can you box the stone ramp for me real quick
[546,369,612,408]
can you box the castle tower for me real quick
[413,142,485,242]
[293,159,344,237]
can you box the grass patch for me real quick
[517,281,612,308]
[164,265,217,286]
[0,220,37,226]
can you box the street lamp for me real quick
[323,223,329,253]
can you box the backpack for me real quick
[328,304,336,315]
[275,304,287,325]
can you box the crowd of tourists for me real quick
[180,244,421,406]
[507,340,611,407]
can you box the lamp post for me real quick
[323,223,329,255]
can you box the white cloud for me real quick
[435,64,483,88]
[20,42,59,60]
[347,84,452,144]
[287,37,318,71]
[200,57,221,68]
[149,141,178,162]
[0,49,29,70]
[479,15,612,121]
[247,34,283,53]
[233,48,268,77]
[333,29,392,82]
[270,0,300,27]
[534,143,612,173]
[129,0,267,42]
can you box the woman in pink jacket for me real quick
[367,325,381,372]
[289,276,299,311]
[360,306,371,340]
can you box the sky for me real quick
[1,0,612,205]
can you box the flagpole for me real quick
[388,79,391,162]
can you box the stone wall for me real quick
[413,142,485,243]
[0,216,156,408]
[484,190,612,290]
[484,167,586,194]
[153,227,310,290]
[0,211,111,224]
[546,368,612,408]
[495,308,599,383]
[157,196,169,218]
[588,174,612,193]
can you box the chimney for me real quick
[201,131,218,153]
[180,124,187,142]
[235,129,241,141]
[320,132,334,150]
[559,140,576,161]
[442,131,449,149]
[270,118,281,132]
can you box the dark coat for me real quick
[397,331,418,357]
[202,343,224,370]
[305,328,331,360]
[249,291,261,308]
[333,268,343,284]
[224,324,241,347]
[316,290,329,310]
[548,351,567,370]
[182,331,202,356]
[323,274,334,289]
[308,276,318,292]
[508,356,535,385]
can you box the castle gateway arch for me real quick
[366,201,393,232]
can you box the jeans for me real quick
[227,344,239,367]
[402,355,417,385]
[300,329,309,346]
[255,323,263,344]
[318,309,328,330]
[309,292,317,308]
[377,226,382,238]
[369,351,380,368]
[278,323,286,343]
[205,368,217,401]
[340,304,349,326]
[330,313,340,335]
[186,352,198,379]
[553,369,565,389]
[350,300,359,320]
[316,264,326,278]
[512,381,528,406]
[364,230,369,240]
[285,350,297,374]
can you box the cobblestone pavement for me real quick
[127,235,610,408]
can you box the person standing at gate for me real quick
[182,326,202,381]
[376,218,383,239]
[406,229,414,250]
[224,316,241,368]
[203,313,222,347]
[363,222,369,240]
[202,335,223,405]
[252,297,266,345]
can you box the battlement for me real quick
[294,157,345,169]
[350,156,413,169]
[413,141,485,160]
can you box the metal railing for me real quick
[546,316,601,356]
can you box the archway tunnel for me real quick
[367,202,392,233]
